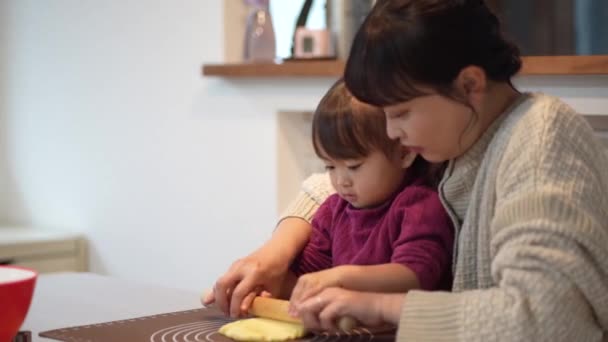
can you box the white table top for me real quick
[22,272,202,341]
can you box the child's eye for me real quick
[324,165,335,171]
[347,163,362,171]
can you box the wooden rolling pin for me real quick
[204,292,357,331]
[250,296,357,331]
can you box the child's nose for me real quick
[337,173,352,187]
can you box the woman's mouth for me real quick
[407,146,424,154]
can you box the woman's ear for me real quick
[401,148,418,168]
[455,66,487,105]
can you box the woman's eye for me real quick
[387,110,409,119]
[395,111,409,119]
[324,165,335,171]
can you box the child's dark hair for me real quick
[313,79,444,187]
[312,79,398,161]
[344,0,522,106]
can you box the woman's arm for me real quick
[205,173,334,317]
[204,216,312,317]
[280,173,334,223]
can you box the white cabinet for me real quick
[0,227,87,274]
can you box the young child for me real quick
[285,79,454,307]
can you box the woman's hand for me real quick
[203,217,313,318]
[203,249,289,318]
[291,287,405,332]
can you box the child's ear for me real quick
[401,148,418,168]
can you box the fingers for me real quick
[213,273,238,316]
[319,302,356,333]
[240,291,258,315]
[291,286,323,318]
[318,300,339,332]
[298,295,324,331]
[294,288,358,333]
[201,289,215,306]
[289,279,305,310]
[290,275,321,312]
[230,275,259,317]
[210,255,286,318]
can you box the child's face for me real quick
[322,148,410,209]
[383,94,482,162]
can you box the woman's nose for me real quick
[386,121,404,140]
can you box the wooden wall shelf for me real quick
[203,60,344,78]
[202,56,608,78]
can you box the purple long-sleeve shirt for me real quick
[290,176,454,291]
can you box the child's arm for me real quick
[388,187,454,292]
[332,263,420,291]
[288,263,418,309]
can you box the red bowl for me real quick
[0,266,37,342]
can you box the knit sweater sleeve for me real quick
[290,195,338,276]
[279,172,335,223]
[397,103,608,341]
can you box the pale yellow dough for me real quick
[218,318,307,342]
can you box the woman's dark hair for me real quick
[313,79,444,187]
[344,0,521,106]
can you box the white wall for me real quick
[0,1,11,220]
[1,0,607,292]
[0,0,332,291]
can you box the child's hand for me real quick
[292,288,404,332]
[289,268,344,315]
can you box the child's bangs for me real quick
[313,109,372,160]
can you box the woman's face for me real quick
[383,94,482,162]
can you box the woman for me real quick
[209,1,608,340]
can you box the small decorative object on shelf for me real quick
[293,28,335,59]
[243,0,276,62]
